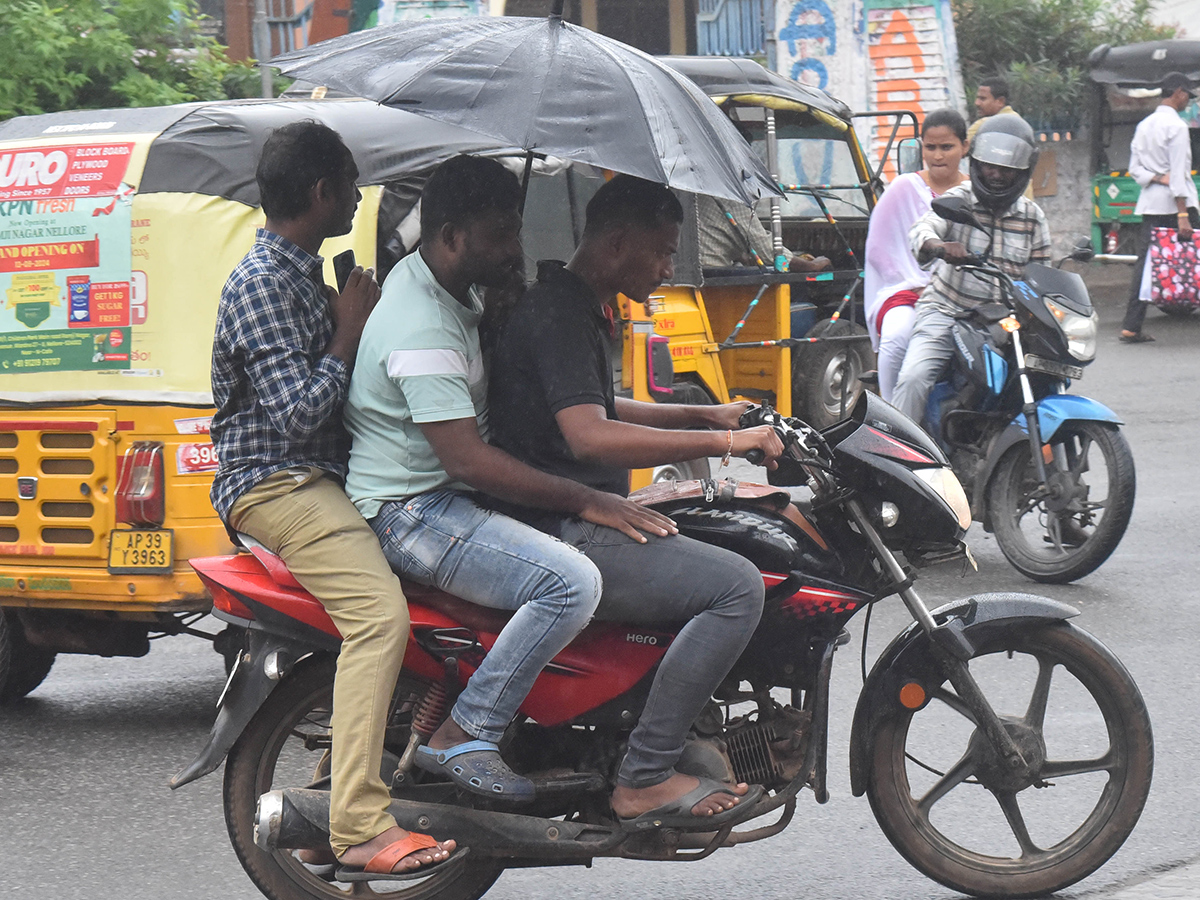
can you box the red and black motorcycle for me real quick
[172,394,1153,900]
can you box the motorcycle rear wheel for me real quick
[867,622,1153,899]
[988,421,1135,584]
[223,657,505,900]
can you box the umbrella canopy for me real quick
[270,15,780,207]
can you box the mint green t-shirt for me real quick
[344,250,487,519]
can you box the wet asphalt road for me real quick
[3,266,1199,900]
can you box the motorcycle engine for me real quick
[721,705,813,788]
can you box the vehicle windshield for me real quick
[769,116,869,219]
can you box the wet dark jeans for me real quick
[557,520,765,789]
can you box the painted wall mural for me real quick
[774,0,965,181]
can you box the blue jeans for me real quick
[370,489,601,743]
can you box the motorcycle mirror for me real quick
[931,196,987,232]
[897,138,923,175]
[1069,235,1095,263]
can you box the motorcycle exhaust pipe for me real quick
[259,788,624,858]
[255,789,332,852]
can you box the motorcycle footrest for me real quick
[529,771,607,797]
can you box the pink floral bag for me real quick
[1148,226,1200,310]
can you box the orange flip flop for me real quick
[335,832,468,883]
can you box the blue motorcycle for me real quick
[922,198,1135,583]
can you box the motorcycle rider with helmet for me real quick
[891,114,1051,427]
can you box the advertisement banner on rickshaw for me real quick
[0,142,135,376]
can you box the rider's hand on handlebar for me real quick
[711,400,757,431]
[733,425,785,470]
[933,240,975,265]
[578,491,678,544]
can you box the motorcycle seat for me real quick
[236,532,304,590]
[235,531,517,636]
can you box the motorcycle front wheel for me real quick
[988,421,1135,584]
[867,622,1153,899]
[223,657,505,900]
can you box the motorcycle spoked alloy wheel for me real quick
[866,622,1153,899]
[987,421,1135,584]
[223,657,505,900]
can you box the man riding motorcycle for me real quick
[485,174,785,828]
[891,115,1051,428]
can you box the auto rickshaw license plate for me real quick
[108,529,174,574]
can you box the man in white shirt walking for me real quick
[1121,71,1199,343]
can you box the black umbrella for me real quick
[269,9,779,207]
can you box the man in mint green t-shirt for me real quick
[344,156,674,802]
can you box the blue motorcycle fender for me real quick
[848,592,1079,798]
[973,395,1125,528]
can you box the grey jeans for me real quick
[558,519,765,789]
[891,305,960,425]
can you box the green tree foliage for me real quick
[952,0,1176,127]
[0,0,268,120]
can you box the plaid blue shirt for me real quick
[210,229,351,520]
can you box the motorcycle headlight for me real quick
[913,466,972,532]
[1044,298,1098,361]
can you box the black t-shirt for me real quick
[488,260,629,498]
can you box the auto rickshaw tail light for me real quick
[116,441,166,526]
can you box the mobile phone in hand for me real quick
[333,249,356,293]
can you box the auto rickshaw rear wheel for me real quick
[0,611,56,704]
[792,318,874,429]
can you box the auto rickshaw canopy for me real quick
[1088,40,1200,88]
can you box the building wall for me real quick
[1030,134,1094,250]
[772,0,964,178]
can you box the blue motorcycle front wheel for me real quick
[987,421,1135,584]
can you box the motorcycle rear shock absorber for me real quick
[393,658,459,786]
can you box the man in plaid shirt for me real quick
[210,121,456,879]
[891,115,1050,426]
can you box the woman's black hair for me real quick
[256,120,355,220]
[921,108,968,143]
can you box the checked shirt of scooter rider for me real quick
[890,115,1051,428]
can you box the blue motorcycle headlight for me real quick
[1044,298,1098,361]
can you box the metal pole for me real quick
[255,0,273,98]
[765,108,783,256]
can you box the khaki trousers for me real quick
[229,469,409,856]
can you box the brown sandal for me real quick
[335,833,466,882]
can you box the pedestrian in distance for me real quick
[209,120,457,880]
[967,76,1034,201]
[1120,71,1199,344]
[864,108,969,402]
